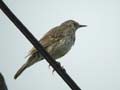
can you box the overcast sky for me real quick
[0,0,120,90]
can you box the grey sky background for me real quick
[0,0,120,90]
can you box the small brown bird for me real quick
[14,20,87,79]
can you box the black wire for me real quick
[0,1,81,90]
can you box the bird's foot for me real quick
[52,62,60,74]
[48,64,51,69]
[48,61,65,74]
[52,62,65,73]
[56,61,66,72]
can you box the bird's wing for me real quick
[25,26,64,58]
[40,26,64,47]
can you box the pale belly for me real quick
[46,36,75,59]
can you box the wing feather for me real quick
[25,26,65,57]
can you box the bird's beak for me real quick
[79,25,87,28]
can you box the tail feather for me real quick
[14,52,44,79]
[14,64,27,79]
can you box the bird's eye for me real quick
[73,22,79,27]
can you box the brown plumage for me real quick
[14,20,87,79]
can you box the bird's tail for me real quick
[14,63,27,79]
[14,52,44,79]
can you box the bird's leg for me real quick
[48,61,66,74]
[52,69,55,74]
[51,61,61,74]
[57,61,65,71]
[52,61,66,73]
[56,61,61,66]
[48,64,51,69]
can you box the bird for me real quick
[14,20,87,79]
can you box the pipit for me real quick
[14,20,87,79]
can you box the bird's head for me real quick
[61,20,87,31]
